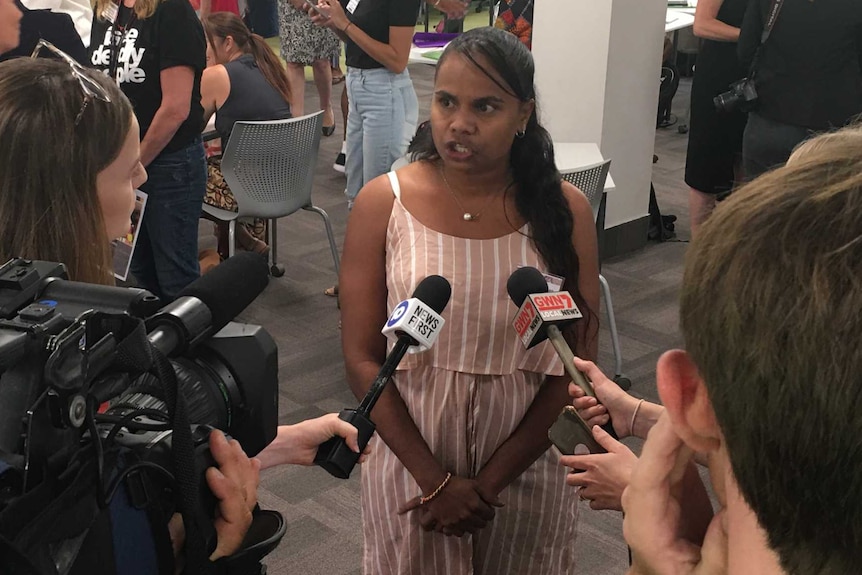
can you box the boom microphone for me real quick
[507,266,618,438]
[146,252,270,355]
[315,275,451,479]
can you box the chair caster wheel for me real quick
[270,264,285,277]
[613,376,631,391]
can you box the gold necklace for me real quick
[439,166,511,222]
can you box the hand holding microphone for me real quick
[506,266,619,442]
[314,275,451,479]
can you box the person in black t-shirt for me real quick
[88,0,207,302]
[738,0,862,179]
[300,0,420,209]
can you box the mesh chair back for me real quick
[220,111,324,219]
[560,159,612,223]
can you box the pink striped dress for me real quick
[359,172,580,574]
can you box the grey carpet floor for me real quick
[232,64,696,574]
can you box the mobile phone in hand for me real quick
[548,406,607,456]
[304,0,323,16]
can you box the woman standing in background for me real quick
[89,0,207,301]
[304,0,420,207]
[278,0,339,132]
[684,0,747,235]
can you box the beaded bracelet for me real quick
[420,472,452,506]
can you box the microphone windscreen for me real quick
[412,275,452,314]
[506,267,549,306]
[178,252,269,331]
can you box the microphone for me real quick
[379,275,449,354]
[506,266,618,439]
[146,252,270,356]
[315,275,451,479]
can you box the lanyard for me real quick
[108,3,136,80]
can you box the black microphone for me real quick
[146,252,270,356]
[506,266,618,439]
[315,275,452,479]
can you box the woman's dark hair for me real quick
[203,12,292,105]
[411,27,594,341]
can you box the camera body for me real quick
[0,257,279,574]
[714,77,758,113]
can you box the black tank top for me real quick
[215,54,292,144]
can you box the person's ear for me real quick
[656,349,722,454]
[518,99,535,132]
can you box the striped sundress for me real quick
[359,172,579,574]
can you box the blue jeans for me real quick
[132,138,206,302]
[345,67,418,205]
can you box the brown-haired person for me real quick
[339,27,599,574]
[0,60,256,565]
[88,0,207,302]
[0,57,146,284]
[200,12,292,256]
[569,125,862,574]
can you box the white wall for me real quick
[533,0,666,230]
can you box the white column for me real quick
[532,0,666,239]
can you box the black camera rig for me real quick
[0,256,283,575]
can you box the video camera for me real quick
[0,255,282,575]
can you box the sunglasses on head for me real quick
[30,40,113,126]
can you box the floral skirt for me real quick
[205,156,266,242]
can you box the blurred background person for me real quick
[305,0,420,207]
[305,0,421,298]
[278,0,338,133]
[684,0,747,236]
[199,0,240,18]
[623,125,862,575]
[0,0,86,62]
[20,0,91,45]
[738,0,862,179]
[200,12,292,258]
[339,28,599,574]
[0,0,23,55]
[245,0,279,38]
[88,0,208,301]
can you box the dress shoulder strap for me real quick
[386,171,402,201]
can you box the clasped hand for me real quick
[398,476,503,537]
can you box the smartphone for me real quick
[304,0,323,16]
[548,405,606,456]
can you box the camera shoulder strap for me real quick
[761,0,785,44]
[750,0,785,77]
